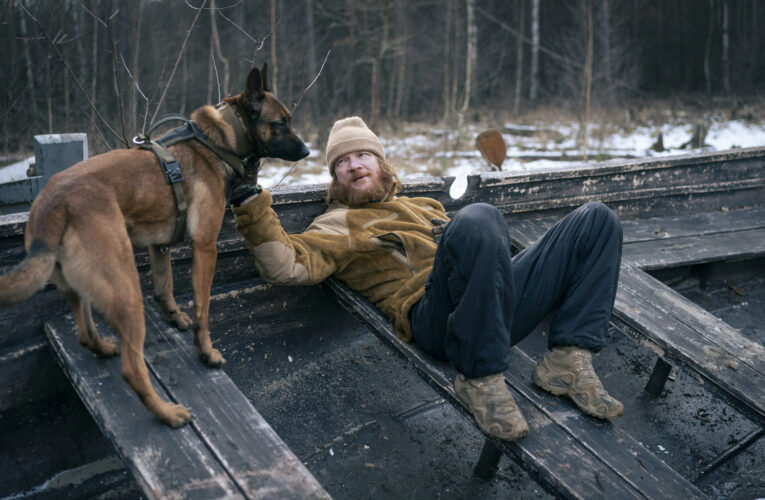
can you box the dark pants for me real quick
[410,202,622,379]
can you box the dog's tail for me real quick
[0,239,56,307]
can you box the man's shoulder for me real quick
[306,203,350,236]
[394,195,446,213]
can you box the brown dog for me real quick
[0,65,308,427]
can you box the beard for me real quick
[330,168,394,206]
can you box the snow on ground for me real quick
[255,119,765,199]
[0,156,34,184]
[2,119,763,199]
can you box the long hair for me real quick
[326,154,402,205]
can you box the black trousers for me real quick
[410,202,622,379]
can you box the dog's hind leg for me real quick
[149,244,193,330]
[64,290,119,357]
[63,217,191,427]
[112,295,192,427]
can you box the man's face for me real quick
[331,151,392,206]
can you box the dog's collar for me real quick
[214,101,257,158]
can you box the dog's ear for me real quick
[261,63,271,92]
[245,66,266,112]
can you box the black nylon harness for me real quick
[133,105,256,245]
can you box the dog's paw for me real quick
[167,309,193,331]
[96,337,120,358]
[160,403,193,428]
[200,348,226,368]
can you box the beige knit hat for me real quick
[325,116,385,174]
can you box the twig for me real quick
[107,3,129,147]
[211,50,221,102]
[79,1,107,28]
[292,49,330,112]
[273,161,302,188]
[475,5,583,70]
[149,0,207,125]
[19,2,124,145]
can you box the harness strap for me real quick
[137,137,188,245]
[133,108,257,245]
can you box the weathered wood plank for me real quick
[613,262,765,423]
[45,301,331,500]
[46,315,243,500]
[324,278,706,500]
[623,227,765,270]
[140,301,331,499]
[619,207,765,243]
[502,348,706,499]
[506,214,765,424]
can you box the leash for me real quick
[133,105,258,244]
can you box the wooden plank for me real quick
[45,301,330,500]
[623,227,765,270]
[45,315,242,500]
[613,262,765,424]
[619,207,765,243]
[324,277,706,500]
[502,348,706,499]
[505,215,765,424]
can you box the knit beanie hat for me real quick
[325,116,385,174]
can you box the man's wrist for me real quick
[230,183,263,207]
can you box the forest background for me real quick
[1,0,764,185]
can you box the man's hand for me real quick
[229,183,263,207]
[431,217,449,244]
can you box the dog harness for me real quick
[133,103,258,244]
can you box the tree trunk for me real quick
[18,3,40,122]
[305,0,318,123]
[602,0,613,102]
[270,0,279,96]
[721,0,730,92]
[442,0,453,124]
[460,0,476,115]
[90,0,99,126]
[129,0,142,134]
[582,0,594,158]
[704,0,714,94]
[529,0,540,101]
[210,0,230,99]
[513,0,526,115]
[393,0,408,120]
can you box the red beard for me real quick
[331,168,394,206]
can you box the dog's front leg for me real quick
[149,244,193,330]
[191,240,225,367]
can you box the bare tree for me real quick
[513,0,525,115]
[529,0,540,101]
[270,0,279,96]
[210,0,231,99]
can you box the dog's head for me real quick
[240,64,310,168]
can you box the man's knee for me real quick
[578,201,622,235]
[447,203,508,245]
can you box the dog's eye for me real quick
[271,121,287,132]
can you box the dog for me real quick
[0,64,309,427]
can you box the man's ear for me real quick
[245,65,266,112]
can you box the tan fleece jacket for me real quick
[232,189,449,341]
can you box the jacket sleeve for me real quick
[232,190,345,285]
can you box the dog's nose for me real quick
[297,143,310,159]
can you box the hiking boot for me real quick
[533,346,624,419]
[454,373,529,441]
